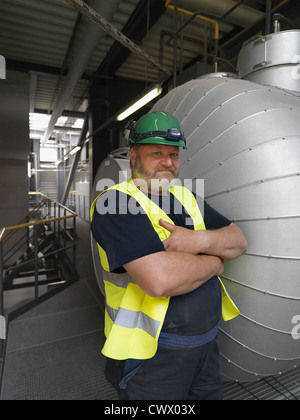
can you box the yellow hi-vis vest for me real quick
[90,177,240,360]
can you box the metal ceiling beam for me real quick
[67,0,171,77]
[41,0,122,147]
[29,72,37,114]
[96,0,167,78]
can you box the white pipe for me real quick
[42,0,121,147]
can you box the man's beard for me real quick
[132,153,179,195]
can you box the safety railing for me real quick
[164,0,220,76]
[0,193,78,357]
[68,191,89,222]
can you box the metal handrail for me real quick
[0,194,78,357]
[165,0,220,42]
[68,191,89,221]
[0,214,76,236]
[165,0,220,71]
[0,194,77,242]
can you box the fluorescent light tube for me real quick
[69,146,82,155]
[117,86,162,122]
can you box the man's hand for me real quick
[160,219,205,254]
[159,219,248,261]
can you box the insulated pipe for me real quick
[151,73,300,382]
[42,0,121,147]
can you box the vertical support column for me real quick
[34,225,39,299]
[172,0,178,89]
[0,241,4,358]
[265,0,273,35]
[73,216,77,276]
[61,115,88,206]
[64,209,67,250]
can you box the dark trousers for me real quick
[105,339,223,401]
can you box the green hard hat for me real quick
[127,111,187,149]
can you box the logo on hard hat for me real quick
[0,55,6,80]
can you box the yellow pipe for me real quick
[165,0,219,41]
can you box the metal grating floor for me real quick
[0,279,118,400]
[0,219,118,401]
[223,368,300,400]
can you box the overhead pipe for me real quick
[42,0,121,147]
[172,0,264,28]
[172,0,179,88]
[265,0,273,35]
[61,114,89,206]
[165,0,219,71]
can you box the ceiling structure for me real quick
[1,0,300,150]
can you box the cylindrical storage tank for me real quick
[151,74,300,382]
[238,30,300,93]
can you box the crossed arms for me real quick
[124,220,248,298]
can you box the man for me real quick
[91,111,248,400]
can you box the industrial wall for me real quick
[0,70,30,229]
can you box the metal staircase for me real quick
[0,193,78,358]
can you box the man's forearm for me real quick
[161,220,248,261]
[156,252,224,297]
[124,251,224,298]
[197,223,248,260]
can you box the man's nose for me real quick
[160,156,173,167]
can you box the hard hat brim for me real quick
[128,137,187,149]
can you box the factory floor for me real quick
[0,218,118,400]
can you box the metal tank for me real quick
[150,77,300,382]
[238,30,300,93]
[91,30,300,383]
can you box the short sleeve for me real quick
[204,201,232,230]
[91,190,165,273]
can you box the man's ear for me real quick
[130,147,137,168]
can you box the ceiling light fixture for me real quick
[116,85,163,122]
[69,146,82,155]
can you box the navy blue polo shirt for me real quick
[91,189,231,337]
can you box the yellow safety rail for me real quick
[0,193,77,244]
[165,0,219,70]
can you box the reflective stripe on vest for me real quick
[106,305,161,339]
[91,177,240,360]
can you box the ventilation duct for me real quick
[42,0,121,147]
